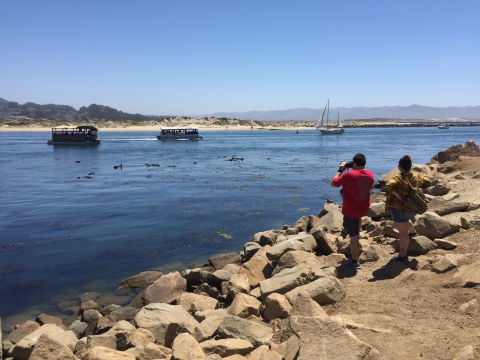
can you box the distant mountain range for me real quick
[205,105,480,121]
[2,97,479,120]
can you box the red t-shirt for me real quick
[332,169,374,218]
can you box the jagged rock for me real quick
[318,202,341,218]
[226,273,250,300]
[272,250,322,276]
[289,316,379,359]
[275,335,300,360]
[285,276,346,305]
[84,346,135,360]
[460,213,480,229]
[182,268,212,286]
[68,320,88,338]
[266,233,317,261]
[259,264,312,301]
[172,333,205,360]
[286,291,329,318]
[134,303,201,347]
[459,298,479,315]
[285,227,299,235]
[390,235,437,254]
[415,212,461,239]
[367,203,390,219]
[96,317,115,334]
[194,283,221,299]
[82,309,101,336]
[179,292,219,313]
[312,207,344,234]
[80,292,101,303]
[101,304,121,316]
[379,167,400,187]
[382,225,399,238]
[430,141,480,164]
[307,215,320,232]
[194,308,228,323]
[130,328,155,347]
[217,315,273,348]
[316,253,346,268]
[263,293,292,321]
[251,230,280,246]
[126,342,170,360]
[452,344,480,360]
[28,334,77,360]
[238,245,274,287]
[292,216,309,232]
[11,324,77,360]
[431,256,458,273]
[119,271,163,290]
[243,242,262,261]
[434,238,458,249]
[427,195,470,216]
[105,320,136,335]
[424,183,450,196]
[308,227,336,255]
[81,300,102,312]
[227,293,263,318]
[359,245,389,263]
[200,338,254,357]
[35,314,65,328]
[107,306,139,322]
[142,271,187,305]
[6,320,40,344]
[454,259,480,287]
[197,315,223,340]
[209,253,242,270]
[95,293,132,308]
[86,334,117,350]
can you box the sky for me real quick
[1,0,479,116]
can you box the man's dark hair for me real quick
[398,155,412,171]
[353,153,366,167]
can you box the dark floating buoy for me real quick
[75,160,81,163]
[114,164,123,169]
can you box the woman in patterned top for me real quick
[385,155,431,261]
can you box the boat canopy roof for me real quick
[77,126,98,131]
[160,127,199,130]
[51,126,98,132]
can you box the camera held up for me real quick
[345,161,353,169]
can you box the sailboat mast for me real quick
[326,100,329,128]
[317,101,328,128]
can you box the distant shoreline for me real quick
[1,118,480,132]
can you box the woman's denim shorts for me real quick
[390,208,416,223]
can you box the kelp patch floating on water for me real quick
[217,232,233,239]
[297,207,310,212]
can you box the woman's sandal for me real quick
[393,254,409,261]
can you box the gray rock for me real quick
[209,252,242,270]
[142,271,187,305]
[6,320,40,344]
[285,276,346,305]
[286,291,329,318]
[263,293,292,321]
[259,264,312,302]
[83,346,136,359]
[81,300,102,312]
[119,270,163,289]
[182,268,212,286]
[431,256,457,273]
[82,309,100,337]
[238,246,274,287]
[289,316,379,359]
[272,250,321,276]
[101,304,121,316]
[172,333,206,360]
[424,184,450,196]
[179,292,219,313]
[308,227,336,255]
[86,334,117,350]
[68,320,88,339]
[359,245,389,263]
[390,235,437,254]
[217,315,273,348]
[427,195,470,216]
[366,202,390,219]
[454,259,480,287]
[200,338,254,357]
[194,283,221,299]
[312,207,344,234]
[35,314,65,328]
[434,238,458,249]
[244,242,262,262]
[194,308,228,323]
[292,216,309,232]
[251,230,281,246]
[285,227,300,235]
[227,293,263,319]
[29,334,77,360]
[107,306,139,322]
[266,233,317,261]
[276,335,300,360]
[415,212,461,239]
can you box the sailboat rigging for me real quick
[316,100,345,134]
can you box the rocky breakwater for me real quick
[3,141,480,359]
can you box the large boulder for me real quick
[28,334,77,360]
[172,333,206,360]
[200,338,254,357]
[389,235,437,254]
[287,291,329,318]
[179,292,219,313]
[244,242,262,261]
[415,212,461,239]
[209,253,242,270]
[142,271,187,305]
[118,271,163,290]
[308,227,336,255]
[217,315,273,348]
[266,233,317,261]
[259,264,313,302]
[11,324,77,360]
[289,316,379,360]
[426,194,470,216]
[126,342,170,359]
[429,141,480,164]
[312,207,344,234]
[238,245,274,287]
[83,346,135,360]
[134,303,201,347]
[251,230,281,246]
[272,250,323,276]
[292,216,309,232]
[285,276,346,305]
[182,268,212,286]
[366,203,390,219]
[227,293,263,318]
[226,273,250,300]
[263,293,292,321]
[6,320,40,344]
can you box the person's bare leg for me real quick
[407,220,416,235]
[350,235,360,261]
[395,221,410,257]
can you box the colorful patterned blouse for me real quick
[385,172,431,212]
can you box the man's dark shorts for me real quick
[343,216,360,237]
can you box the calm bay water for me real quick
[0,127,479,320]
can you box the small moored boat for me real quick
[47,126,100,145]
[438,124,450,129]
[156,127,204,140]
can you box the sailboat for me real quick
[316,100,345,134]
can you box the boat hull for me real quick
[156,135,204,140]
[317,128,345,134]
[47,140,101,145]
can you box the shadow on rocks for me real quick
[368,259,416,282]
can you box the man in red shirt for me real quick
[331,154,374,269]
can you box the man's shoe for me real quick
[343,259,361,269]
[393,254,409,262]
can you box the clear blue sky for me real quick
[1,0,479,115]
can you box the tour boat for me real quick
[316,100,345,134]
[438,124,450,129]
[156,127,204,140]
[47,126,100,145]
